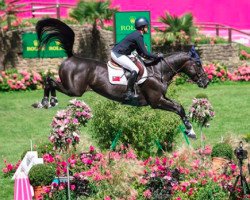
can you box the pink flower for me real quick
[139,178,148,185]
[125,150,137,159]
[207,74,213,80]
[42,154,55,163]
[81,157,93,165]
[70,184,76,190]
[89,145,95,152]
[104,196,111,200]
[230,163,237,171]
[217,72,222,77]
[143,189,152,198]
[66,138,72,144]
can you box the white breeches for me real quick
[111,51,139,73]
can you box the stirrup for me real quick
[124,92,138,101]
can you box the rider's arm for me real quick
[136,35,158,60]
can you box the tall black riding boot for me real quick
[124,70,138,101]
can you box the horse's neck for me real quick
[162,54,189,81]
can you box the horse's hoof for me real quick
[185,128,197,140]
[31,102,43,108]
[50,97,58,107]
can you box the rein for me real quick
[161,57,187,80]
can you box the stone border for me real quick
[0,26,241,71]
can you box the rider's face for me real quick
[143,26,148,34]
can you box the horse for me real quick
[34,18,209,139]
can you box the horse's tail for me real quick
[36,18,74,57]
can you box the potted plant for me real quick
[29,163,56,199]
[211,142,233,171]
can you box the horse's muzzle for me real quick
[197,77,209,88]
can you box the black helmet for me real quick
[135,17,149,30]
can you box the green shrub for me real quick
[29,164,56,187]
[36,141,55,157]
[243,133,250,143]
[211,142,234,160]
[91,87,180,158]
[195,93,208,99]
[194,180,228,200]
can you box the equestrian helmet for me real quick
[135,17,149,30]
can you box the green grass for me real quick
[1,82,250,199]
[0,90,100,199]
[175,82,250,147]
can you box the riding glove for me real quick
[158,53,164,59]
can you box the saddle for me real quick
[107,56,148,85]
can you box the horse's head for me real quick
[182,46,209,88]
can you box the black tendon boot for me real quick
[124,70,138,101]
[50,96,58,107]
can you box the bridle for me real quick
[189,57,207,85]
[160,55,207,85]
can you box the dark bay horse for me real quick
[34,18,209,139]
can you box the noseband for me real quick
[161,56,206,84]
[189,58,207,84]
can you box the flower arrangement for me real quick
[3,143,250,199]
[211,142,234,160]
[0,69,43,91]
[29,163,56,187]
[49,99,92,152]
[229,65,250,81]
[2,159,21,177]
[188,98,215,127]
[203,63,229,83]
[240,50,250,60]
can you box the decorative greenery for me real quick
[71,176,97,198]
[146,168,180,199]
[211,142,234,160]
[29,164,56,187]
[49,99,92,152]
[36,141,55,157]
[204,63,230,83]
[0,68,43,91]
[43,183,77,200]
[2,159,20,177]
[243,133,250,143]
[195,93,208,99]
[188,98,215,127]
[192,34,228,45]
[91,90,180,158]
[154,12,197,46]
[69,0,117,28]
[184,179,228,200]
[239,44,250,60]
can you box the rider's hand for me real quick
[157,53,164,59]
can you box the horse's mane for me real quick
[165,51,190,66]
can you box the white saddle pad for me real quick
[107,61,148,85]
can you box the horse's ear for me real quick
[189,45,202,65]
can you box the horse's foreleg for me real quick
[151,96,196,139]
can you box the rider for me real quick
[111,17,163,101]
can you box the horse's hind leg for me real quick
[32,77,50,108]
[150,96,196,139]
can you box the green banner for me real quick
[22,33,67,58]
[114,11,151,52]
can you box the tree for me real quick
[69,0,117,28]
[156,12,197,45]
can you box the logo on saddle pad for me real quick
[107,58,148,85]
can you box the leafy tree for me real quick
[69,0,117,28]
[0,0,5,9]
[156,12,197,45]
